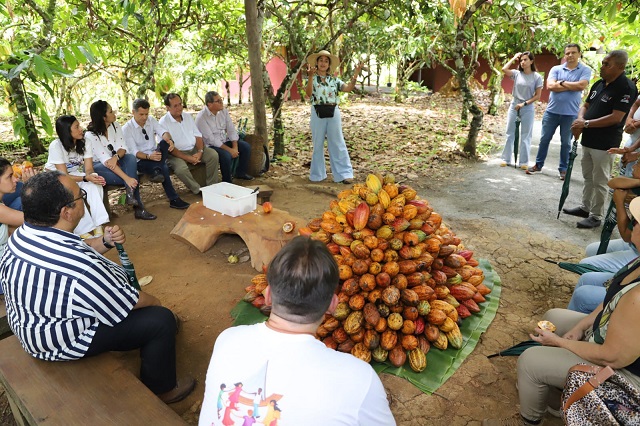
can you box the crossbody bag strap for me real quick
[562,364,616,411]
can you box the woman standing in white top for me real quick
[45,115,110,237]
[84,100,156,220]
[500,51,543,169]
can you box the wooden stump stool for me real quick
[170,203,304,272]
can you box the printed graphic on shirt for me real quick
[210,362,283,426]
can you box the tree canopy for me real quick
[1,0,638,156]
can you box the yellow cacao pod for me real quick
[366,174,383,194]
[408,348,427,372]
[432,332,449,350]
[446,324,463,349]
[378,189,391,209]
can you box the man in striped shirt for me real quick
[0,171,195,404]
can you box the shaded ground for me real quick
[0,94,604,425]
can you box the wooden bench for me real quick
[102,165,207,217]
[0,335,186,425]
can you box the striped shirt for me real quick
[0,223,139,361]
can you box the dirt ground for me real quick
[0,96,603,425]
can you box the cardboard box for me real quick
[201,182,257,217]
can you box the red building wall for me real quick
[414,53,562,102]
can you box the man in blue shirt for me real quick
[526,44,592,180]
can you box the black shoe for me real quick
[235,173,254,181]
[134,208,157,220]
[562,206,589,218]
[149,169,165,183]
[125,187,139,207]
[170,198,190,209]
[577,216,601,229]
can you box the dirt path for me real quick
[0,99,608,425]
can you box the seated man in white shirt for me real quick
[199,236,396,426]
[122,99,189,209]
[159,93,219,195]
[195,91,253,183]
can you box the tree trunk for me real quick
[272,96,285,157]
[455,0,489,155]
[238,67,244,105]
[244,0,269,152]
[9,77,46,156]
[487,57,503,116]
[465,103,483,157]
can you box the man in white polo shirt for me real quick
[122,98,189,209]
[159,93,219,194]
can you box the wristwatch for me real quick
[82,176,88,182]
[102,236,115,249]
[560,80,565,87]
[197,149,204,153]
[523,100,528,106]
[584,120,590,128]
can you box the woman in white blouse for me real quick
[45,115,110,236]
[84,100,156,220]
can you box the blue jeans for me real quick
[501,103,535,166]
[310,106,353,182]
[210,139,251,183]
[2,181,23,210]
[93,154,142,206]
[135,140,179,201]
[535,112,576,172]
[581,239,639,272]
[567,271,613,313]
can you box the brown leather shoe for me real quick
[158,376,196,404]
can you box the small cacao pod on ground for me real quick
[427,309,447,326]
[389,345,407,368]
[333,302,351,320]
[380,330,398,350]
[432,332,449,350]
[363,329,380,350]
[343,311,363,335]
[408,348,427,372]
[387,313,404,330]
[372,346,389,363]
[424,323,440,342]
[401,334,418,351]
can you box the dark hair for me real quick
[0,158,11,176]
[204,91,220,105]
[87,100,109,137]
[565,43,581,53]
[22,171,75,226]
[608,50,629,68]
[266,236,339,323]
[132,98,150,111]
[55,115,85,156]
[518,51,537,72]
[164,93,181,106]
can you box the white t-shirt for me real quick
[199,322,395,426]
[45,138,93,176]
[85,122,128,164]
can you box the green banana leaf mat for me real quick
[231,258,502,394]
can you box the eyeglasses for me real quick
[67,188,91,214]
[213,98,224,104]
[141,128,149,140]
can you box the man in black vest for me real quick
[564,50,638,229]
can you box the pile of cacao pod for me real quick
[243,173,491,373]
